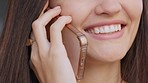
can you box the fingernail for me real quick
[68,16,72,20]
[67,16,72,22]
[54,6,61,10]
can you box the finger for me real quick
[50,16,72,45]
[30,33,46,82]
[30,33,36,41]
[30,40,43,81]
[30,33,40,63]
[32,6,61,49]
[30,33,38,51]
[31,40,39,64]
[38,6,61,26]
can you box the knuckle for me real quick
[50,24,59,31]
[32,20,42,28]
[30,55,38,63]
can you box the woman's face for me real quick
[50,0,143,62]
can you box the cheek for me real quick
[122,0,143,41]
[122,0,143,20]
[59,2,94,27]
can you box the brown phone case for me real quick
[62,24,88,80]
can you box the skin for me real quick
[30,0,143,83]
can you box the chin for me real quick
[86,47,127,63]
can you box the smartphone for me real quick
[62,24,88,80]
[46,7,88,80]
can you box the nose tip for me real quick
[95,1,122,16]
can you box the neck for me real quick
[78,57,122,83]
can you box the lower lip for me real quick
[87,27,125,40]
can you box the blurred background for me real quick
[0,0,9,36]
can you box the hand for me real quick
[30,6,77,83]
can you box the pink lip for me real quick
[88,27,125,40]
[84,20,127,40]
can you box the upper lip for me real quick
[84,20,127,30]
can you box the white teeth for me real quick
[110,25,115,32]
[87,24,122,34]
[100,28,105,33]
[118,24,121,31]
[94,28,100,33]
[104,26,110,33]
[114,25,118,31]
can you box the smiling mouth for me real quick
[84,24,126,34]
